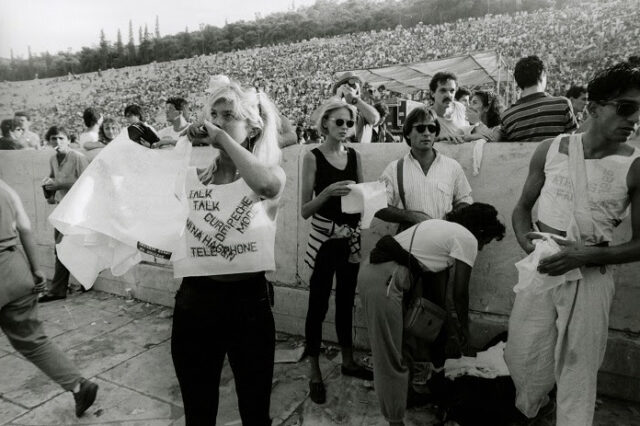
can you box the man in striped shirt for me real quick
[501,56,577,142]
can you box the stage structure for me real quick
[334,50,515,106]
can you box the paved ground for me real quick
[1,290,639,426]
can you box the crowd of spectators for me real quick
[0,0,638,144]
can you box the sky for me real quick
[0,0,317,59]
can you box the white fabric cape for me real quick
[49,134,192,287]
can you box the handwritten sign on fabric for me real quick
[171,168,277,278]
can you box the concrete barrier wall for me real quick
[2,142,639,400]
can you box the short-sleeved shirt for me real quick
[17,130,41,149]
[379,151,473,220]
[394,219,478,272]
[501,92,577,142]
[78,130,99,148]
[49,150,89,202]
[437,101,469,137]
[158,125,186,141]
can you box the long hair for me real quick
[473,90,503,128]
[204,75,281,168]
[98,118,121,143]
[445,202,506,243]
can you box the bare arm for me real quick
[374,206,430,225]
[512,140,552,254]
[355,150,364,184]
[83,141,105,150]
[345,92,379,126]
[202,121,284,199]
[0,181,45,288]
[300,151,353,219]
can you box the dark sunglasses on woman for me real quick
[598,100,640,117]
[413,124,438,134]
[329,118,355,128]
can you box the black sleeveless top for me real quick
[312,147,360,227]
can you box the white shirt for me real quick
[394,219,478,272]
[379,151,473,220]
[437,101,469,137]
[158,125,188,141]
[78,130,99,148]
[171,167,280,278]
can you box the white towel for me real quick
[341,181,387,229]
[513,233,582,294]
[472,138,487,176]
[444,341,510,380]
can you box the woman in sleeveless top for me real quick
[300,97,372,405]
[172,75,285,426]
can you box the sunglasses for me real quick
[413,124,438,134]
[598,100,640,117]
[329,118,355,128]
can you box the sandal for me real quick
[308,380,326,404]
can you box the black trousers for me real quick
[171,274,275,426]
[305,238,359,357]
[48,229,70,297]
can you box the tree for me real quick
[127,20,136,65]
[155,15,161,39]
[115,29,125,67]
[98,29,110,68]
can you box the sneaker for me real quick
[38,294,66,303]
[73,378,98,417]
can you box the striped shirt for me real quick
[379,151,473,220]
[501,92,577,142]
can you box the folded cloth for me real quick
[341,181,387,229]
[513,233,582,294]
[472,138,487,176]
[444,341,510,380]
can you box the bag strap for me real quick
[396,157,406,209]
[567,134,595,242]
[407,221,448,304]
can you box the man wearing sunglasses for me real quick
[506,62,640,425]
[376,106,473,230]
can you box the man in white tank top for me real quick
[506,62,640,426]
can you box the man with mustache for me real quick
[430,72,469,145]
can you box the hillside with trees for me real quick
[0,0,560,81]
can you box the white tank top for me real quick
[538,135,640,242]
[171,167,278,278]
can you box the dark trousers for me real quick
[305,238,359,357]
[48,229,70,297]
[171,274,275,426]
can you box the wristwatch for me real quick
[350,97,359,105]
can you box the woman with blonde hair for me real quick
[300,97,373,405]
[171,75,285,425]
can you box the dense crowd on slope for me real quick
[1,0,638,140]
